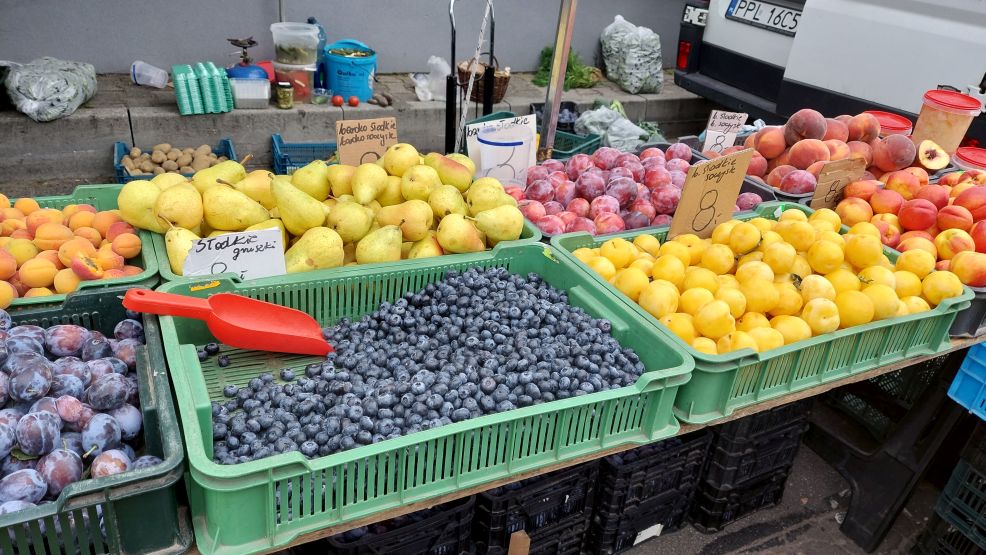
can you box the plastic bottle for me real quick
[308,17,327,89]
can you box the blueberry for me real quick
[205,343,220,355]
[280,369,295,382]
[197,350,208,361]
[217,355,230,368]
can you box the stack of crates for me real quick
[172,62,232,115]
[689,400,812,533]
[585,430,712,554]
[472,462,599,555]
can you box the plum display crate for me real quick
[551,201,974,423]
[158,243,693,555]
[113,139,237,184]
[0,286,189,554]
[9,184,159,309]
[323,496,474,555]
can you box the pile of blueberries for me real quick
[0,310,161,518]
[212,267,646,465]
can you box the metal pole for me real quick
[482,0,495,115]
[446,1,458,154]
[538,0,577,160]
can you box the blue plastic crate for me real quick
[271,134,337,175]
[949,344,986,420]
[113,139,237,183]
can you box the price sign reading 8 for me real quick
[692,188,719,232]
[706,130,729,154]
[823,178,845,204]
[669,148,752,239]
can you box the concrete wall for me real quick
[0,0,687,74]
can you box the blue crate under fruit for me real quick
[271,134,337,174]
[949,344,986,421]
[113,139,237,183]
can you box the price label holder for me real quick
[809,158,867,209]
[464,114,538,177]
[335,117,398,165]
[669,148,753,239]
[182,228,285,281]
[702,110,748,154]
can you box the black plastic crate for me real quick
[935,460,986,549]
[710,400,812,444]
[689,467,790,533]
[473,462,598,555]
[523,512,590,555]
[704,421,808,488]
[324,496,473,555]
[961,422,986,471]
[586,487,693,554]
[912,511,986,555]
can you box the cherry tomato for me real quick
[348,96,360,107]
[331,95,344,107]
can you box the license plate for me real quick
[726,0,801,36]
[683,5,708,26]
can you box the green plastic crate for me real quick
[9,184,159,310]
[550,201,974,424]
[149,218,543,283]
[0,286,190,554]
[158,243,693,554]
[551,131,601,161]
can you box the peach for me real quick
[954,186,986,221]
[784,108,827,145]
[57,237,97,267]
[788,139,830,170]
[71,255,104,280]
[936,260,952,271]
[18,258,57,288]
[847,113,881,142]
[970,220,986,253]
[767,165,797,189]
[754,126,787,159]
[937,205,974,231]
[0,250,15,281]
[32,223,74,251]
[925,224,942,237]
[951,182,976,199]
[900,230,934,243]
[939,172,969,187]
[103,269,127,280]
[779,170,817,194]
[24,287,53,298]
[898,199,938,231]
[94,249,124,271]
[13,198,40,216]
[743,134,755,148]
[872,213,901,229]
[67,211,95,231]
[823,140,850,161]
[106,221,136,242]
[5,238,38,267]
[0,281,16,308]
[884,171,921,200]
[701,150,721,159]
[73,226,102,248]
[870,188,904,214]
[836,197,874,226]
[53,268,80,294]
[872,135,917,172]
[872,220,901,248]
[823,119,850,142]
[935,229,976,260]
[111,233,142,259]
[844,179,881,201]
[868,167,885,180]
[35,250,64,270]
[806,161,827,178]
[898,237,938,259]
[747,152,768,178]
[847,141,873,166]
[951,251,986,287]
[91,211,122,239]
[122,265,143,276]
[915,185,949,210]
[903,167,930,187]
[25,209,64,235]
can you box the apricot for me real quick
[7,273,27,297]
[25,209,64,235]
[847,141,873,166]
[0,208,24,222]
[91,211,123,238]
[766,165,797,189]
[33,223,74,251]
[914,185,949,210]
[121,265,143,276]
[57,238,97,267]
[789,139,830,170]
[1,219,25,237]
[835,197,874,226]
[0,195,10,210]
[73,226,103,248]
[0,250,16,280]
[847,113,881,142]
[937,205,974,232]
[71,255,104,280]
[0,281,17,308]
[35,250,64,270]
[13,198,40,216]
[53,268,81,294]
[5,238,39,267]
[870,189,904,214]
[61,204,96,218]
[9,230,32,240]
[784,108,827,145]
[18,258,58,288]
[754,126,787,159]
[106,221,136,242]
[111,233,142,259]
[67,210,96,231]
[94,249,124,271]
[103,269,127,279]
[872,135,917,172]
[24,287,53,298]
[884,171,921,200]
[844,180,881,202]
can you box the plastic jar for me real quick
[270,22,320,65]
[952,147,986,172]
[273,62,315,102]
[911,90,982,154]
[865,110,912,136]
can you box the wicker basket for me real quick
[457,55,510,103]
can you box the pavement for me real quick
[0,71,715,197]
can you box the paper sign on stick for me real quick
[809,158,867,209]
[183,228,285,280]
[335,117,398,165]
[668,148,753,239]
[702,110,748,153]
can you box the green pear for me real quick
[202,185,270,231]
[377,176,404,207]
[191,160,246,194]
[291,160,331,200]
[154,182,203,230]
[326,201,374,243]
[401,165,442,201]
[423,153,472,192]
[375,200,434,242]
[245,218,289,249]
[466,179,508,216]
[351,163,389,204]
[117,180,166,233]
[446,152,477,176]
[151,172,188,190]
[401,241,413,259]
[408,231,445,259]
[235,170,276,209]
[382,143,420,177]
[326,164,356,197]
[355,225,402,264]
[475,205,524,245]
[436,213,486,253]
[428,185,468,220]
[272,179,326,236]
[284,227,344,273]
[164,226,200,275]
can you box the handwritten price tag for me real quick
[669,148,753,239]
[335,117,398,165]
[702,110,748,154]
[809,158,867,210]
[182,228,285,281]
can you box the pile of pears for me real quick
[116,143,525,277]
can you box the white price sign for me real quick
[702,110,748,154]
[182,228,285,280]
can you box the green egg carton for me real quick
[173,62,232,116]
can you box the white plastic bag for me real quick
[2,57,97,122]
[600,15,663,95]
[410,56,451,102]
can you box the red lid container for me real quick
[865,110,913,135]
[923,90,982,116]
[954,147,986,171]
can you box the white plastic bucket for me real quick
[131,61,168,88]
[477,125,535,186]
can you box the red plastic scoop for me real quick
[123,289,332,356]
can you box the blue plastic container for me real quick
[271,134,337,175]
[324,39,376,101]
[949,344,986,420]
